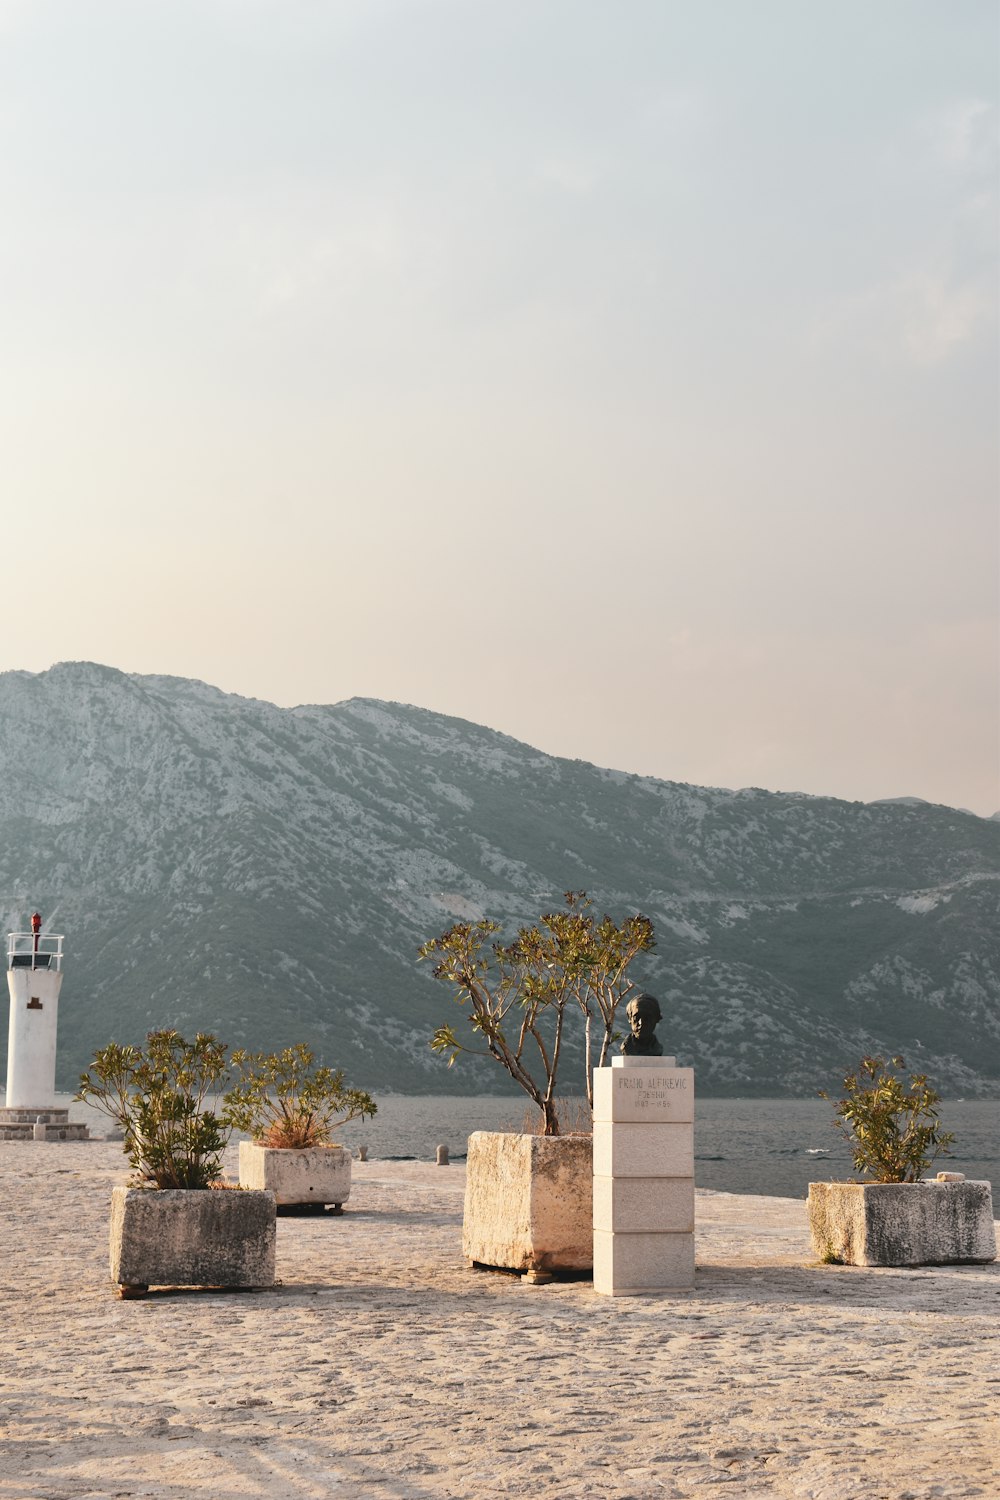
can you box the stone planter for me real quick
[238,1140,352,1211]
[464,1130,592,1277]
[807,1179,997,1267]
[109,1186,276,1296]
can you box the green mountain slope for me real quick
[0,662,997,1098]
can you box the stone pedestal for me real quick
[593,1057,695,1296]
[0,1106,89,1142]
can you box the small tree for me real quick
[419,892,655,1134]
[223,1044,376,1149]
[77,1030,231,1189]
[564,895,656,1100]
[821,1054,955,1183]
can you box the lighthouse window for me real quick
[27,997,43,1010]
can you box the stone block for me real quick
[463,1131,593,1273]
[109,1187,277,1289]
[593,1174,694,1234]
[807,1180,997,1267]
[0,1106,89,1142]
[611,1056,677,1068]
[592,1120,694,1179]
[592,1066,694,1124]
[593,1228,695,1295]
[238,1141,352,1207]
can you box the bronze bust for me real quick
[621,992,663,1056]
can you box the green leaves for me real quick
[429,1024,463,1066]
[222,1044,376,1149]
[78,1031,378,1176]
[822,1054,956,1183]
[76,1030,231,1189]
[419,892,657,1133]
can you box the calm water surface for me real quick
[61,1092,998,1200]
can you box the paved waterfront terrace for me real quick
[1,1140,997,1499]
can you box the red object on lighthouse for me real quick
[31,912,41,954]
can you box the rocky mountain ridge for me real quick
[0,661,997,1098]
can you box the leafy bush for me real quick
[223,1044,376,1148]
[821,1054,955,1183]
[77,1030,230,1189]
[420,891,655,1135]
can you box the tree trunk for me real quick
[584,1013,595,1108]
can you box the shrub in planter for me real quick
[78,1029,231,1188]
[76,1030,275,1295]
[809,1056,994,1267]
[223,1045,376,1211]
[820,1054,955,1184]
[420,892,655,1274]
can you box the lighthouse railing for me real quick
[6,932,64,972]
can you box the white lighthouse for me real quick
[0,914,88,1140]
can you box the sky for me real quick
[1,0,997,814]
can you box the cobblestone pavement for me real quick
[1,1141,997,1499]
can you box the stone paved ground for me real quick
[1,1141,998,1500]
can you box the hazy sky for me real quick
[2,1,997,813]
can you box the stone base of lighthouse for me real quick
[0,1107,89,1141]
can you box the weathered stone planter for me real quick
[807,1179,997,1267]
[109,1186,276,1295]
[238,1140,352,1211]
[464,1131,592,1277]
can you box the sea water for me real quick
[58,1092,998,1200]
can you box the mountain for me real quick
[870,796,931,808]
[0,661,998,1099]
